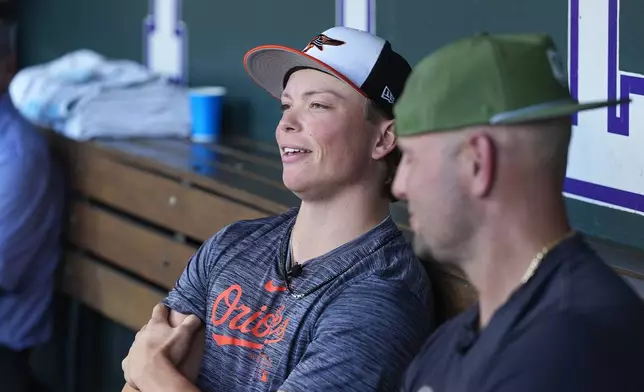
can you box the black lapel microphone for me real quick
[288,263,303,278]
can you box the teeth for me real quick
[282,147,310,154]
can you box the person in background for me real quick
[393,32,644,392]
[0,5,65,392]
[120,26,434,392]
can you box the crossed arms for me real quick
[121,305,205,392]
[120,305,291,392]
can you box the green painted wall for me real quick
[17,0,644,250]
[14,1,644,390]
[377,0,568,66]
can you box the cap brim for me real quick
[243,45,365,100]
[494,98,632,125]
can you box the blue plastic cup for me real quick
[189,86,227,143]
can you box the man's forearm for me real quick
[136,355,201,392]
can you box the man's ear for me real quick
[461,132,496,198]
[372,119,397,160]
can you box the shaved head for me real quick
[488,117,572,186]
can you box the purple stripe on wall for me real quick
[565,178,644,213]
[628,74,644,95]
[569,0,579,125]
[606,0,628,135]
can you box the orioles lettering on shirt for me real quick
[211,283,291,350]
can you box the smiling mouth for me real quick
[281,147,312,156]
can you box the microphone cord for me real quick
[279,214,394,300]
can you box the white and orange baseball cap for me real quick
[243,26,412,118]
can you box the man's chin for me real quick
[283,183,320,202]
[412,238,444,265]
[412,239,430,260]
[283,181,308,195]
[283,177,336,202]
[283,175,309,191]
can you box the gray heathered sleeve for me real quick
[162,234,220,324]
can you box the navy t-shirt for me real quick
[403,234,644,392]
[163,207,434,391]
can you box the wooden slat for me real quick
[60,252,165,331]
[71,147,267,242]
[67,201,197,289]
[145,139,283,176]
[85,139,294,215]
[426,266,478,322]
[430,261,468,281]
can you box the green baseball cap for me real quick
[394,32,630,136]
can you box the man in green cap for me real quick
[392,33,644,391]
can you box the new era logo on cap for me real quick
[243,26,412,117]
[382,86,395,104]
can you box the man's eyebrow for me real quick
[304,89,346,99]
[281,89,346,100]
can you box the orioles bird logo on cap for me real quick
[303,34,346,52]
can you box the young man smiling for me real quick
[121,26,434,392]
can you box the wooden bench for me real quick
[45,131,477,332]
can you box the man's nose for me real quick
[278,109,302,133]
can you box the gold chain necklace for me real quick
[520,230,576,284]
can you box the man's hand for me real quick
[122,303,202,390]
